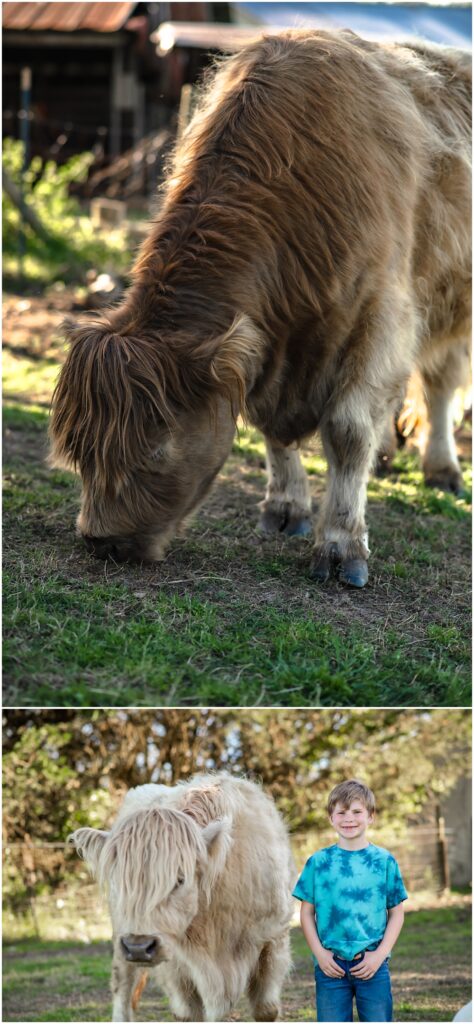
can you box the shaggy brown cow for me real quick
[70,774,295,1022]
[50,30,471,587]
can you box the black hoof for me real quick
[258,509,312,537]
[309,553,331,583]
[258,510,284,535]
[375,454,394,478]
[339,558,369,588]
[284,516,313,538]
[424,473,464,496]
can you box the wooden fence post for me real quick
[436,806,451,893]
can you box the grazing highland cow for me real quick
[70,774,294,1022]
[50,30,471,587]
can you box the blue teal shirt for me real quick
[293,843,408,961]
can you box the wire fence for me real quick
[3,821,460,941]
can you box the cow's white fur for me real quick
[70,774,295,1022]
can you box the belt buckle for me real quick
[333,949,363,961]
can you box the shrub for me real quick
[2,139,130,285]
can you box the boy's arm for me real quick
[300,901,345,978]
[350,902,405,979]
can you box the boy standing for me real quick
[293,779,407,1022]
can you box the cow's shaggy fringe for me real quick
[51,314,258,494]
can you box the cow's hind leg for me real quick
[247,933,291,1021]
[420,342,468,495]
[259,440,312,537]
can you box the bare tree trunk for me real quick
[2,167,50,241]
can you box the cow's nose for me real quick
[82,535,131,562]
[120,935,159,962]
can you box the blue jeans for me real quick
[315,953,393,1022]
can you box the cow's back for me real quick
[176,774,295,913]
[392,41,471,346]
[139,29,471,443]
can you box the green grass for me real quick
[3,300,472,705]
[3,905,471,1021]
[3,570,470,707]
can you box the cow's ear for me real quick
[68,828,108,873]
[201,816,233,895]
[207,315,262,415]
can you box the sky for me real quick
[234,3,472,47]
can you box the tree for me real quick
[3,708,470,843]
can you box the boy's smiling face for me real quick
[330,798,373,844]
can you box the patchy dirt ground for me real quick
[3,288,472,706]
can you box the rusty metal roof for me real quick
[2,2,137,33]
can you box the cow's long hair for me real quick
[50,314,258,495]
[50,30,470,542]
[72,806,217,925]
[50,30,433,482]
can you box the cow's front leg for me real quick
[311,402,378,588]
[111,954,147,1022]
[247,932,291,1021]
[201,971,230,1021]
[259,439,312,537]
[164,963,204,1022]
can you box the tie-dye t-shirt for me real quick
[293,843,408,961]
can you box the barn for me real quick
[2,1,233,163]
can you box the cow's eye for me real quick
[150,446,165,462]
[173,875,185,891]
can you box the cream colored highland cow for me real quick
[70,774,295,1022]
[50,30,471,588]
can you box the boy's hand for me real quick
[316,949,346,978]
[350,950,385,979]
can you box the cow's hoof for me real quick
[254,1003,279,1022]
[258,507,312,537]
[283,515,313,537]
[375,452,394,477]
[258,509,283,535]
[309,553,331,582]
[339,558,369,588]
[424,468,464,495]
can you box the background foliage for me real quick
[3,708,470,902]
[2,140,129,285]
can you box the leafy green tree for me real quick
[3,709,470,903]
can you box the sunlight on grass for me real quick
[3,351,59,405]
[233,424,266,460]
[368,453,471,519]
[232,422,327,476]
[4,402,49,430]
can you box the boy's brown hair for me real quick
[327,779,376,817]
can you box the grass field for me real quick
[3,905,471,1022]
[3,290,472,707]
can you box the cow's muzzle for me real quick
[82,534,148,564]
[120,934,161,962]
